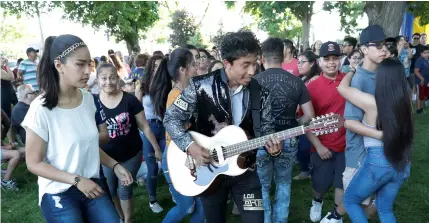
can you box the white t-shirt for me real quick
[22,90,100,205]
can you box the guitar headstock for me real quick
[306,113,344,136]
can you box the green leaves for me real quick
[60,1,159,53]
[407,1,429,26]
[1,1,57,18]
[236,1,311,41]
[2,1,160,54]
[323,1,429,34]
[168,10,197,48]
[323,1,365,35]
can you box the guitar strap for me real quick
[249,79,261,138]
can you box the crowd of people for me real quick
[0,23,427,223]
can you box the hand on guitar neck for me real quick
[188,135,283,165]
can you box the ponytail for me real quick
[149,58,172,118]
[38,36,60,110]
[149,48,194,118]
[37,34,87,110]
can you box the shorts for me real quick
[342,167,373,205]
[417,83,429,100]
[102,151,141,200]
[310,151,345,194]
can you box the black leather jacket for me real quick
[164,68,275,152]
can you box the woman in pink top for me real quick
[282,39,299,76]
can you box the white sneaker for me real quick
[136,178,146,186]
[320,212,343,223]
[149,202,163,213]
[310,199,323,222]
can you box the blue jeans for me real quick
[40,178,120,223]
[161,148,205,223]
[256,138,298,223]
[140,119,166,201]
[297,135,311,173]
[343,146,410,223]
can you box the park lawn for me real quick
[2,111,428,223]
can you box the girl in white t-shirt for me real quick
[22,34,132,223]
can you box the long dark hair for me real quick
[140,55,164,96]
[38,34,87,110]
[299,51,321,82]
[375,58,413,171]
[149,48,193,118]
[208,60,223,72]
[108,50,123,70]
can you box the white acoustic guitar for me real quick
[167,113,344,197]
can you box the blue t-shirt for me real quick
[414,56,429,84]
[344,66,376,168]
[129,67,145,80]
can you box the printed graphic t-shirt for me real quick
[99,91,143,162]
[254,68,310,132]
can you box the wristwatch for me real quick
[73,176,81,187]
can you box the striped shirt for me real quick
[18,59,38,91]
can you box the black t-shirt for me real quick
[254,68,311,132]
[11,102,29,143]
[99,92,143,162]
[411,44,425,71]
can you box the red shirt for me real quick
[282,58,299,76]
[306,72,346,153]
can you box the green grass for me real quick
[2,111,429,223]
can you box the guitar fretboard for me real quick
[224,126,306,158]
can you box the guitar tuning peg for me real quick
[316,116,320,120]
[324,130,328,134]
[330,112,334,115]
[335,128,338,132]
[330,129,334,133]
[321,115,325,118]
[315,132,319,136]
[311,118,316,121]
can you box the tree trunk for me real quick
[365,1,407,37]
[301,13,311,49]
[35,2,44,51]
[124,21,141,55]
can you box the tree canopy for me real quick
[2,1,160,54]
[226,1,314,48]
[168,10,197,48]
[61,1,159,54]
[324,1,429,36]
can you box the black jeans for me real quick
[200,170,264,223]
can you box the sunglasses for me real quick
[413,37,420,40]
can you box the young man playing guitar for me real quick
[164,31,282,223]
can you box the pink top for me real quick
[282,58,299,76]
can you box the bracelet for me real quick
[112,162,120,171]
[270,150,282,157]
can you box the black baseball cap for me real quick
[319,41,341,57]
[26,47,39,54]
[359,25,386,45]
